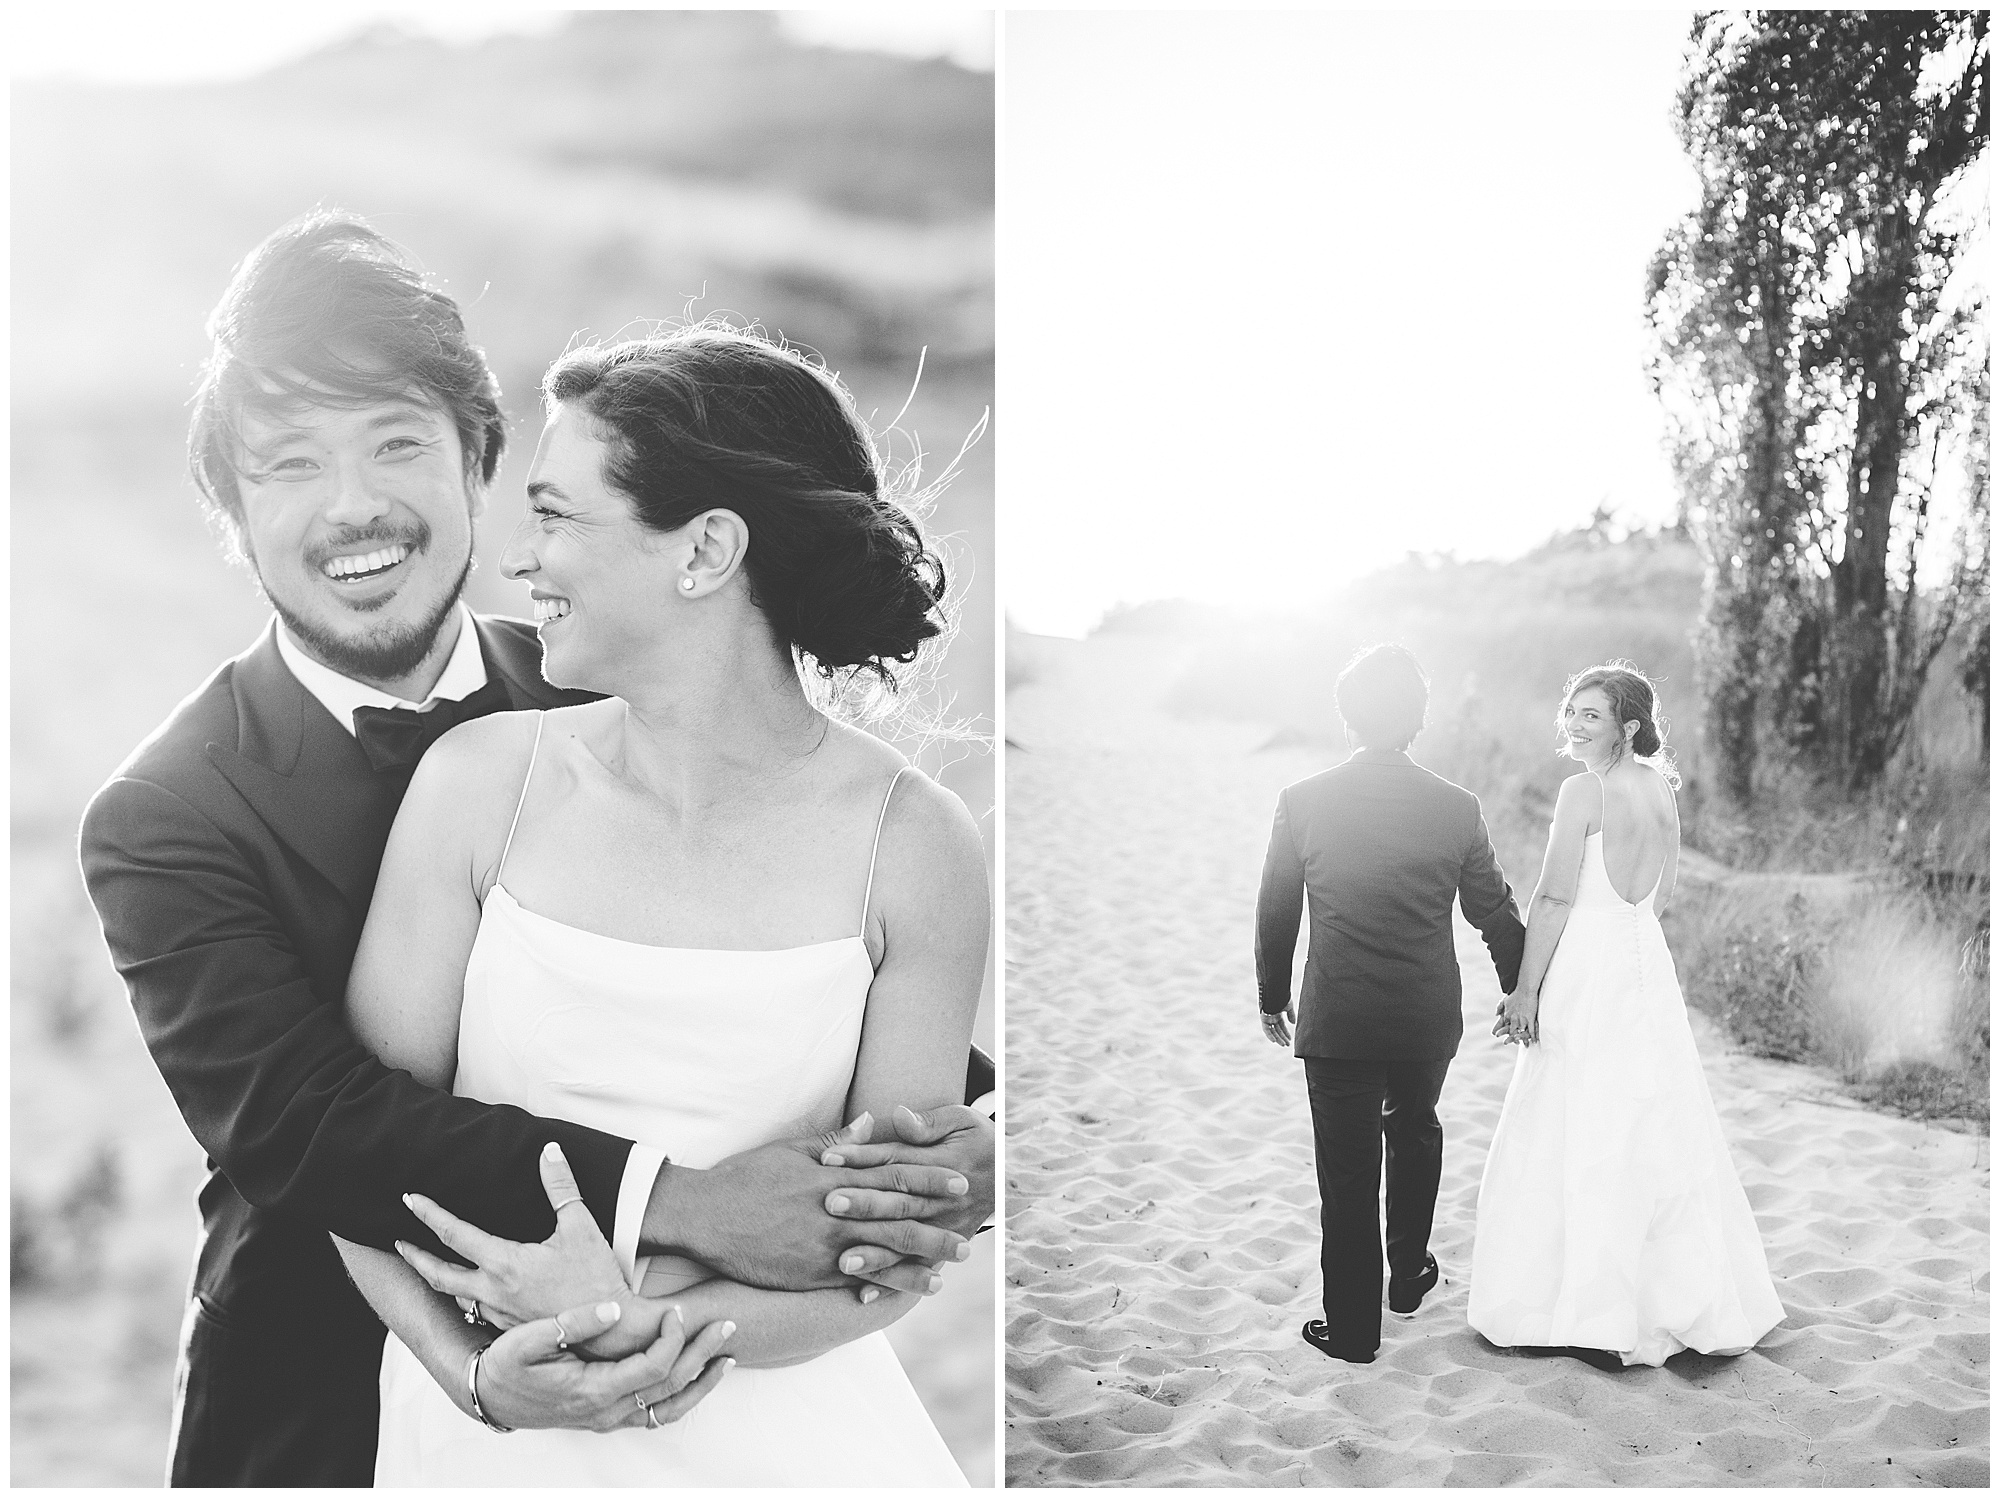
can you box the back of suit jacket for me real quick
[1255,749,1524,1060]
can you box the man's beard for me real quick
[267,550,474,685]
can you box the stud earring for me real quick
[680,577,696,592]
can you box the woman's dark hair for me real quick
[188,211,506,553]
[1335,644,1429,751]
[541,326,950,691]
[1558,659,1680,786]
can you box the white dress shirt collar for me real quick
[275,603,490,738]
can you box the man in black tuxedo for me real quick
[1254,645,1524,1364]
[79,213,993,1486]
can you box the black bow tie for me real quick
[351,676,514,773]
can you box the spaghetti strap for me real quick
[496,711,548,885]
[859,765,911,936]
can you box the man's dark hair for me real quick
[1335,644,1429,751]
[187,211,506,554]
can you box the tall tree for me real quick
[1647,11,1988,796]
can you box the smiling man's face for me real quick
[234,395,480,690]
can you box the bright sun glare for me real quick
[1002,11,1703,639]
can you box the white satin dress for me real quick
[1467,831,1784,1367]
[374,732,964,1486]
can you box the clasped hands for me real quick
[392,1103,994,1429]
[1492,988,1540,1046]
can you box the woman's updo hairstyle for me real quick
[1557,659,1680,786]
[541,324,950,698]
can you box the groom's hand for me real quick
[1259,1001,1295,1048]
[818,1105,993,1237]
[814,1104,995,1298]
[1494,989,1540,1045]
[647,1134,973,1291]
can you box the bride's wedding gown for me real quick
[375,745,964,1486]
[1468,831,1783,1367]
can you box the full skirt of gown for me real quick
[1467,835,1784,1367]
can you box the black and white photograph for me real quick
[1003,10,1988,1487]
[13,8,995,1486]
[12,4,1993,1492]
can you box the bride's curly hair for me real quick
[1556,660,1681,788]
[541,321,961,724]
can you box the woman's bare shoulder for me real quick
[863,763,987,914]
[1553,768,1603,823]
[398,707,573,850]
[418,708,547,792]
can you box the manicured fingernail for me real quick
[947,1176,968,1195]
[597,1301,621,1321]
[719,1321,736,1338]
[393,1240,410,1257]
[721,1358,736,1371]
[841,1253,865,1274]
[848,1111,872,1134]
[860,1286,880,1304]
[828,1193,850,1214]
[954,1241,972,1261]
[669,1303,684,1324]
[543,1141,561,1160]
[401,1193,415,1207]
[926,1274,944,1294]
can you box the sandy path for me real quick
[1003,632,1989,1487]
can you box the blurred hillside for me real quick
[14,7,994,831]
[12,13,992,1486]
[1148,526,1707,874]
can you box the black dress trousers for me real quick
[1304,1055,1453,1351]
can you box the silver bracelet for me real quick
[465,1341,516,1433]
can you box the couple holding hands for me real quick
[1257,645,1783,1370]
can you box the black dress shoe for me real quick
[1388,1254,1440,1316]
[1301,1320,1376,1364]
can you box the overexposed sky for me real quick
[1002,10,1702,636]
[8,6,993,83]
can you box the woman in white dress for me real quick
[330,327,987,1484]
[1468,662,1783,1368]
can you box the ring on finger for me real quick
[551,1195,586,1215]
[645,1401,662,1429]
[554,1314,572,1351]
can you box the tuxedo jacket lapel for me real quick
[203,615,575,914]
[206,622,400,913]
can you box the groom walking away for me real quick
[79,212,994,1486]
[1254,645,1525,1364]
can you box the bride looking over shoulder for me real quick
[1469,662,1782,1370]
[336,326,987,1485]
